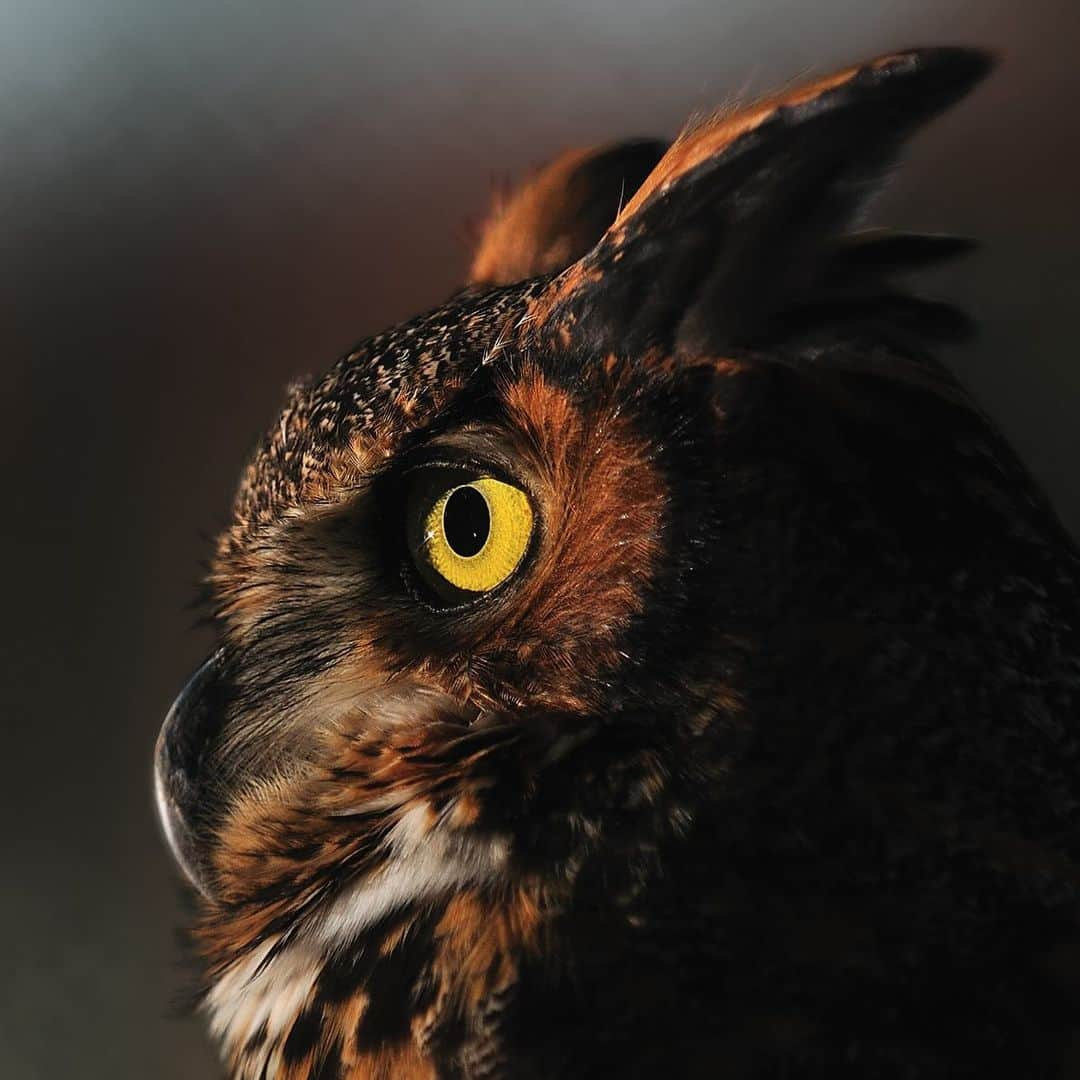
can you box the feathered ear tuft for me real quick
[468,139,667,286]
[521,47,995,358]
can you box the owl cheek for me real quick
[193,705,524,988]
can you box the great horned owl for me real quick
[155,48,1080,1078]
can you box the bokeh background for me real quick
[2,1,1078,1076]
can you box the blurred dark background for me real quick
[2,1,1078,1076]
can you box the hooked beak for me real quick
[153,649,227,899]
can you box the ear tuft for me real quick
[521,47,995,359]
[833,229,978,274]
[468,139,667,287]
[614,49,993,231]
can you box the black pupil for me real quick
[443,486,490,557]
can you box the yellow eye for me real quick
[411,475,533,596]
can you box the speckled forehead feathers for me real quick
[231,282,543,536]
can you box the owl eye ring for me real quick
[406,472,534,600]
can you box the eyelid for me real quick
[399,455,523,491]
[395,426,537,494]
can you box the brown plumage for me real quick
[155,48,1080,1077]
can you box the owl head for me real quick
[155,49,1023,1077]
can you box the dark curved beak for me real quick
[153,649,227,899]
